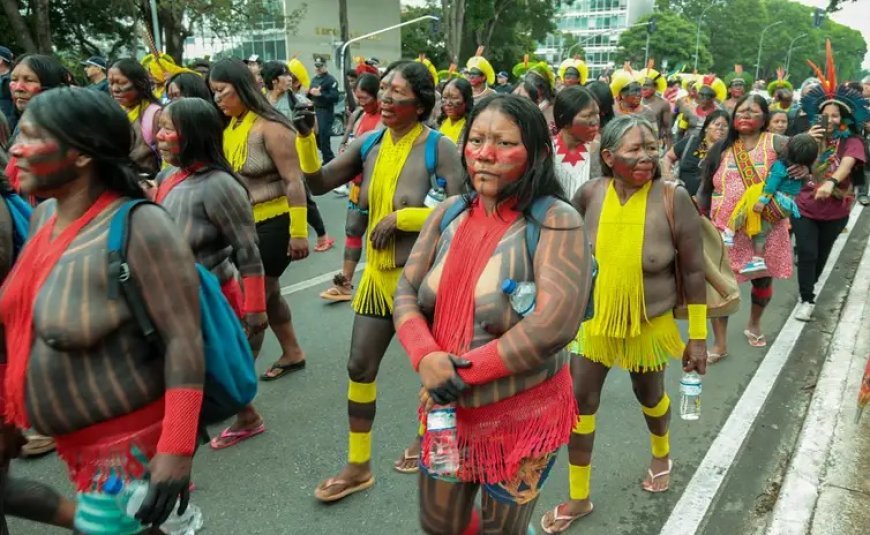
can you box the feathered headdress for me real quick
[804,40,870,125]
[610,62,641,98]
[416,55,438,85]
[693,74,727,102]
[724,64,754,88]
[638,59,666,94]
[558,57,589,85]
[437,64,461,85]
[512,55,555,89]
[354,56,379,76]
[767,67,793,96]
[466,46,495,85]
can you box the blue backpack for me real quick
[360,128,443,190]
[106,200,257,426]
[1,190,33,262]
[439,194,597,321]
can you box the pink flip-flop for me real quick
[744,329,767,348]
[209,423,266,450]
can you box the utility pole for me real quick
[785,33,808,75]
[338,0,349,73]
[644,17,656,68]
[755,20,784,81]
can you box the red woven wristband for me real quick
[157,388,203,456]
[397,316,441,371]
[242,275,266,314]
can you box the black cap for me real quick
[244,54,261,64]
[497,71,509,79]
[314,56,326,67]
[81,56,107,70]
[0,46,13,64]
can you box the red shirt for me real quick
[796,136,865,221]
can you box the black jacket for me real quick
[309,72,339,110]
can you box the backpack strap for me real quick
[106,199,163,351]
[524,196,557,260]
[438,195,471,234]
[424,129,443,188]
[359,129,387,163]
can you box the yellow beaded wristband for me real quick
[295,133,321,174]
[687,303,708,340]
[289,206,308,239]
[396,207,433,232]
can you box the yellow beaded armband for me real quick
[295,133,321,174]
[687,304,708,340]
[396,207,433,232]
[289,206,308,239]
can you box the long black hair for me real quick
[11,54,71,116]
[209,58,293,129]
[110,58,160,106]
[584,80,615,128]
[26,87,145,198]
[553,86,597,131]
[517,72,553,106]
[261,60,301,113]
[701,109,731,137]
[381,60,436,122]
[355,72,380,99]
[461,94,565,214]
[166,72,211,101]
[439,77,473,126]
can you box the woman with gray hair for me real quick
[541,115,708,533]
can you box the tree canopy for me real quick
[614,11,713,73]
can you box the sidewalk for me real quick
[767,225,870,535]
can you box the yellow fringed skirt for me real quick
[351,264,403,317]
[570,313,685,372]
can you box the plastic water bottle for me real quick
[120,479,203,535]
[427,405,460,477]
[423,178,448,208]
[679,372,702,421]
[501,279,536,317]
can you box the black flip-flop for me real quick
[260,360,306,381]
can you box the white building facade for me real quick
[536,0,654,77]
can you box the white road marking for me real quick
[766,223,870,534]
[280,263,366,296]
[659,206,863,535]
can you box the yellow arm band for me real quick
[289,206,308,239]
[687,304,708,340]
[395,207,433,232]
[295,133,321,174]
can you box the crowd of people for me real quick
[0,36,868,534]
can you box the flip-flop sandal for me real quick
[642,459,673,493]
[707,352,729,365]
[743,329,767,348]
[393,448,420,474]
[209,423,266,450]
[540,503,595,534]
[320,286,353,302]
[314,238,336,252]
[314,476,375,503]
[260,360,306,381]
[20,435,56,458]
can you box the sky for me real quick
[400,0,869,70]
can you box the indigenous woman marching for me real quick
[541,116,708,534]
[638,62,673,148]
[166,72,212,103]
[1,87,204,534]
[108,59,163,176]
[208,58,308,447]
[552,86,601,197]
[676,75,726,141]
[294,60,463,501]
[513,59,557,133]
[465,49,496,104]
[723,66,752,114]
[662,109,730,196]
[438,77,473,145]
[396,94,591,535]
[321,72,384,303]
[610,66,658,132]
[697,94,807,358]
[791,42,869,322]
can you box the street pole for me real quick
[785,33,808,75]
[755,20,785,81]
[338,15,439,92]
[693,4,717,71]
[644,31,651,67]
[149,0,161,51]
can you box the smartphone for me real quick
[819,115,829,130]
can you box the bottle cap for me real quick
[102,475,124,495]
[500,279,518,294]
[436,177,447,187]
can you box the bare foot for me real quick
[314,463,375,502]
[540,500,594,534]
[641,456,672,492]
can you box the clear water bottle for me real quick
[501,279,536,317]
[679,372,702,421]
[120,478,203,534]
[423,178,448,208]
[427,404,460,477]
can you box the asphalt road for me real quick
[8,139,868,534]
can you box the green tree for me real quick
[614,11,713,72]
[561,32,584,61]
[401,2,449,67]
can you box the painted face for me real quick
[706,117,729,143]
[821,103,842,133]
[466,70,485,87]
[9,63,42,112]
[108,68,140,108]
[734,101,765,133]
[441,81,467,120]
[697,87,716,107]
[730,81,745,98]
[464,108,529,199]
[155,111,182,166]
[378,71,421,128]
[9,117,79,194]
[603,126,658,187]
[567,101,600,143]
[620,82,642,107]
[768,113,788,135]
[209,80,245,117]
[354,87,378,114]
[563,69,580,87]
[641,82,656,99]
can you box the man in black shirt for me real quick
[309,56,340,164]
[81,56,108,93]
[494,71,513,94]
